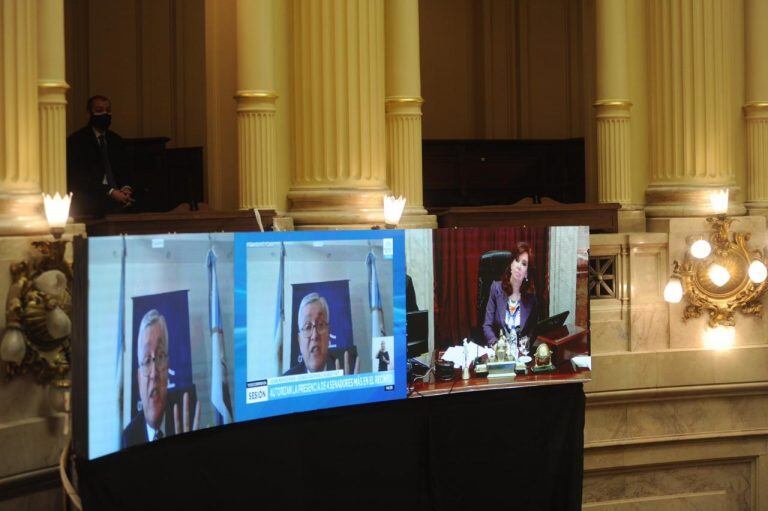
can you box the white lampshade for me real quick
[703,325,735,350]
[42,192,72,229]
[663,277,684,303]
[709,189,729,215]
[383,195,406,226]
[690,239,712,259]
[0,328,26,364]
[708,263,730,287]
[749,260,768,284]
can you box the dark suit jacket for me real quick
[121,410,175,449]
[482,280,538,346]
[376,350,390,371]
[66,126,130,218]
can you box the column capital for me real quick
[234,89,278,100]
[386,96,424,115]
[38,80,69,106]
[744,102,768,119]
[593,99,632,108]
[234,90,278,113]
[594,100,632,119]
[38,80,70,91]
[385,96,424,105]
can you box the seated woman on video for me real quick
[483,241,539,353]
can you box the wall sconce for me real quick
[664,192,768,329]
[0,193,73,383]
[43,192,72,239]
[383,195,406,229]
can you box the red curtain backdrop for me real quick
[432,227,549,349]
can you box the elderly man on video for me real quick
[284,292,359,376]
[121,309,200,448]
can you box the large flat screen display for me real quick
[78,225,586,460]
[86,233,237,459]
[83,229,407,460]
[234,230,407,422]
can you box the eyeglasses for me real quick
[299,321,329,337]
[139,352,168,375]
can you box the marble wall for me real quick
[585,221,768,510]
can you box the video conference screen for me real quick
[84,230,406,460]
[405,226,591,385]
[234,231,407,422]
[80,226,589,460]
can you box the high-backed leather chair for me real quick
[474,250,512,340]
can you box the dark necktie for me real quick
[97,134,117,188]
[153,429,164,441]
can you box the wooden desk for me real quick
[409,363,590,398]
[433,198,620,233]
[83,205,276,236]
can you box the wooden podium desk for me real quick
[433,198,620,233]
[411,326,590,398]
[410,363,590,398]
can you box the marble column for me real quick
[645,0,744,218]
[744,0,768,217]
[37,0,69,197]
[0,0,47,234]
[385,0,435,228]
[235,0,278,211]
[594,0,643,231]
[287,0,389,228]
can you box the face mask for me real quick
[90,113,112,131]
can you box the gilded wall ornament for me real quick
[670,216,768,327]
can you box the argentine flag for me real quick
[116,236,126,436]
[207,248,233,425]
[366,251,386,337]
[273,243,286,372]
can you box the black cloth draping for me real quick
[77,383,584,511]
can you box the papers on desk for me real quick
[440,341,494,369]
[571,355,591,370]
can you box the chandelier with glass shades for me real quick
[664,190,768,330]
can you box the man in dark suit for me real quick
[283,292,359,376]
[121,309,199,449]
[66,95,134,218]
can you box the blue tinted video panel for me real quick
[234,229,407,422]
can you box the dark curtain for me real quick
[432,227,549,349]
[77,384,585,511]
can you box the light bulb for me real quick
[0,329,26,364]
[749,260,768,284]
[42,192,72,229]
[709,189,729,214]
[690,239,712,259]
[703,325,735,350]
[383,195,406,227]
[663,278,684,303]
[708,264,730,287]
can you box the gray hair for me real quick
[137,309,169,361]
[297,292,330,324]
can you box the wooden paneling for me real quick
[422,138,585,207]
[64,0,206,148]
[420,0,585,140]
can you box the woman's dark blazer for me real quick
[482,280,538,346]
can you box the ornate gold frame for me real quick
[2,240,72,383]
[671,215,768,327]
